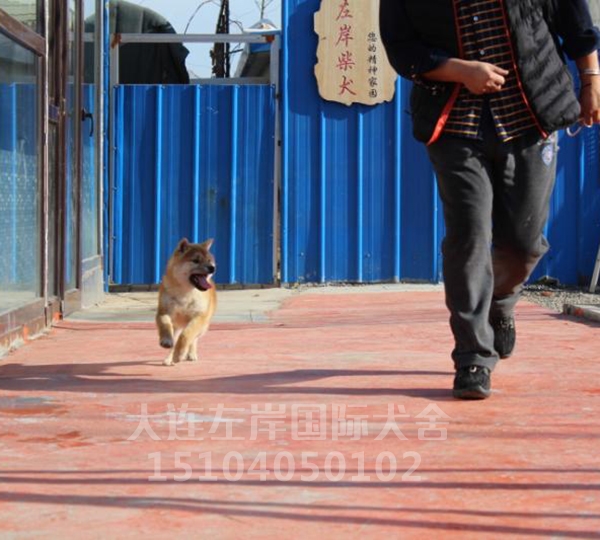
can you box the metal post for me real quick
[393,78,402,282]
[357,110,364,282]
[94,0,104,280]
[270,34,281,283]
[590,240,600,293]
[229,85,239,283]
[108,34,119,284]
[154,86,163,284]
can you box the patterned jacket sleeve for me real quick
[379,0,451,80]
[546,0,600,59]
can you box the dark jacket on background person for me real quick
[85,0,189,84]
[380,0,600,143]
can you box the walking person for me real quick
[380,0,600,399]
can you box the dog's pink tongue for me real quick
[199,276,212,290]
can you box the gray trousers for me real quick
[426,111,557,370]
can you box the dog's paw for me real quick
[160,337,174,349]
[173,355,189,364]
[163,352,175,366]
[184,353,198,362]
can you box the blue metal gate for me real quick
[110,83,276,285]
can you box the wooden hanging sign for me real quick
[314,0,396,106]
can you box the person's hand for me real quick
[579,77,600,126]
[460,61,509,95]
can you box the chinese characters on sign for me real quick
[314,0,396,106]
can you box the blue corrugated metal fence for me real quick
[111,84,276,285]
[281,0,600,286]
[108,0,600,287]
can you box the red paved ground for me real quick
[0,290,599,539]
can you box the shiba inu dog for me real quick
[156,238,217,366]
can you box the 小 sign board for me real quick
[314,0,396,106]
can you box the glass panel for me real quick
[0,33,40,314]
[48,0,55,97]
[0,0,39,32]
[47,124,57,297]
[82,0,98,259]
[65,0,78,290]
[47,0,58,297]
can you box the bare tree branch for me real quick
[254,0,276,19]
[184,0,220,34]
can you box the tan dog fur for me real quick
[156,238,217,366]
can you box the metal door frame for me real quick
[0,5,50,338]
[107,32,281,286]
[49,0,85,315]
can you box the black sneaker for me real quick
[453,366,491,400]
[491,316,516,359]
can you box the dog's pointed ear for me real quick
[176,238,190,253]
[200,238,214,251]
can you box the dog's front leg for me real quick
[173,316,210,363]
[157,313,178,366]
[156,313,175,348]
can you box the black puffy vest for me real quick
[401,0,580,143]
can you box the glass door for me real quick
[80,0,103,306]
[63,0,83,313]
[0,2,45,323]
[48,0,83,315]
[0,31,42,315]
[47,0,60,305]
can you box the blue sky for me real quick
[122,0,282,77]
